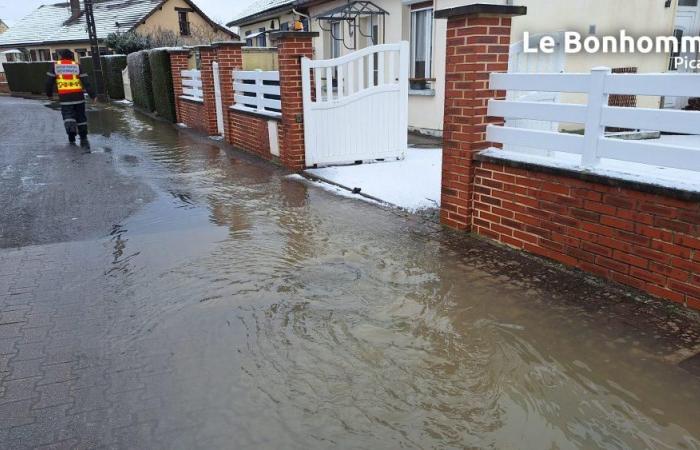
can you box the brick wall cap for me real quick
[166,48,190,54]
[474,152,700,202]
[211,41,246,48]
[191,44,214,50]
[434,4,527,19]
[270,31,320,39]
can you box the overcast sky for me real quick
[0,0,258,27]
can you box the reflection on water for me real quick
[94,105,700,449]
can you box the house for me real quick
[0,0,238,62]
[227,0,301,47]
[230,0,699,136]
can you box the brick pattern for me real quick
[178,98,207,135]
[441,15,512,230]
[213,43,244,147]
[277,36,314,171]
[199,47,219,136]
[472,161,700,310]
[168,50,190,125]
[228,111,274,159]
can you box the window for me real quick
[280,22,290,31]
[410,8,433,82]
[37,49,51,61]
[330,22,341,58]
[256,28,267,47]
[245,30,253,47]
[679,0,698,6]
[178,10,190,36]
[75,48,88,58]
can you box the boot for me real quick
[80,137,91,153]
[68,133,77,145]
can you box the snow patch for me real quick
[176,123,189,128]
[304,148,442,212]
[480,144,700,194]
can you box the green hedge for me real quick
[2,62,53,94]
[148,49,176,122]
[127,50,155,112]
[79,55,127,100]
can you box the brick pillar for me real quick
[198,45,219,136]
[212,41,245,144]
[272,31,318,172]
[435,4,526,230]
[168,49,191,124]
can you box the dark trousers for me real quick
[60,102,88,140]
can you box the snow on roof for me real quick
[0,0,162,47]
[228,0,295,26]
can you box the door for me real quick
[506,32,566,155]
[301,42,409,167]
[665,0,700,108]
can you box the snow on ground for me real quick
[304,148,442,212]
[481,133,700,193]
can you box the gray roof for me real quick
[227,0,295,26]
[0,0,163,47]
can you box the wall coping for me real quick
[212,41,246,48]
[434,4,527,19]
[180,95,204,104]
[474,150,700,203]
[167,48,190,54]
[270,31,320,40]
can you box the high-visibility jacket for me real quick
[55,59,83,95]
[45,59,94,104]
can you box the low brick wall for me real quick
[178,98,208,134]
[471,156,700,310]
[226,109,278,160]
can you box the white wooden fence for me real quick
[487,68,700,172]
[181,69,203,102]
[232,70,281,117]
[301,42,409,167]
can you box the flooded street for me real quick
[1,97,699,449]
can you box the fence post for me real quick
[168,48,191,124]
[581,67,611,168]
[212,61,225,135]
[434,4,527,230]
[212,41,245,144]
[271,31,319,172]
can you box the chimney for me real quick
[70,0,82,19]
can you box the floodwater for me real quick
[6,100,700,449]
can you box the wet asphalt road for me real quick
[1,96,700,449]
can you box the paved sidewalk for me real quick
[1,97,699,449]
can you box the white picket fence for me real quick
[486,68,700,172]
[181,69,203,102]
[232,70,281,117]
[301,42,409,167]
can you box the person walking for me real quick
[45,49,95,150]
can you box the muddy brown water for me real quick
[9,100,700,448]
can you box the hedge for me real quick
[148,49,176,122]
[2,62,53,94]
[80,55,127,100]
[127,50,155,112]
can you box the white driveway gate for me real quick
[301,42,409,167]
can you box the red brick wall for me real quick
[168,50,190,125]
[277,34,314,171]
[213,42,244,147]
[228,110,276,160]
[199,47,219,135]
[441,15,511,230]
[472,160,700,310]
[178,98,208,134]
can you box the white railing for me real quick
[181,69,203,102]
[232,70,281,118]
[486,68,700,172]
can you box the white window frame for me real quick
[410,7,433,80]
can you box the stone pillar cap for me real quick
[211,41,246,48]
[434,3,527,19]
[270,31,320,39]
